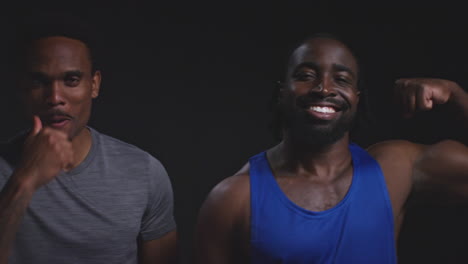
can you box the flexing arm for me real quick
[395,78,468,122]
[194,173,250,264]
[0,117,73,263]
[412,140,468,197]
[388,78,468,199]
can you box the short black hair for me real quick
[269,32,373,141]
[8,12,100,76]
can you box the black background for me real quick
[1,1,468,263]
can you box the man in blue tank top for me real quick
[194,34,468,263]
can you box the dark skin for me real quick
[0,36,176,264]
[194,38,468,263]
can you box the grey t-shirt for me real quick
[0,128,176,264]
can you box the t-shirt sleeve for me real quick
[139,155,176,241]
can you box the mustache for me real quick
[40,109,73,119]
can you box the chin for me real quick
[292,125,347,147]
[289,115,354,147]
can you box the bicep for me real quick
[139,230,177,264]
[416,140,468,189]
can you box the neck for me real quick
[267,132,352,179]
[70,127,92,169]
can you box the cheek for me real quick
[341,89,359,107]
[67,84,94,105]
[291,83,312,95]
[65,87,94,120]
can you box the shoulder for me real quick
[199,163,251,224]
[207,164,250,209]
[91,128,169,182]
[195,163,252,262]
[92,128,163,165]
[92,128,148,155]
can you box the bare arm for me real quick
[0,173,34,264]
[0,117,73,264]
[138,230,177,264]
[194,173,250,264]
[393,77,468,191]
[413,140,468,197]
[395,78,468,133]
[447,80,468,121]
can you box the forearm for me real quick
[0,174,34,264]
[448,81,468,120]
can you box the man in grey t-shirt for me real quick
[0,18,177,264]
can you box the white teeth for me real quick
[310,106,336,113]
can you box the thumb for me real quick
[31,115,42,135]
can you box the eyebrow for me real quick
[63,70,84,77]
[292,62,356,78]
[292,62,320,73]
[332,64,356,78]
[27,70,84,79]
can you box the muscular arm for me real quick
[413,140,468,197]
[395,78,468,136]
[369,139,468,207]
[451,83,468,113]
[0,173,34,264]
[392,78,468,189]
[194,173,250,264]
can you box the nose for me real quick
[45,81,65,107]
[309,77,337,97]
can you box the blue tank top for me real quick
[249,143,396,264]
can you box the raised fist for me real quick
[15,116,74,191]
[394,78,457,118]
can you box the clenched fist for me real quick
[394,78,459,118]
[14,116,74,191]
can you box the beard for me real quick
[279,93,357,147]
[288,110,356,147]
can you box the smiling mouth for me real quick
[304,104,342,121]
[309,106,336,113]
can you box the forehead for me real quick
[289,38,358,74]
[24,36,91,72]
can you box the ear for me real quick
[91,70,102,99]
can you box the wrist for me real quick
[10,169,39,194]
[447,80,464,104]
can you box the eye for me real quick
[335,75,352,85]
[294,71,317,81]
[64,76,81,87]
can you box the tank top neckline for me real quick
[258,144,360,218]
